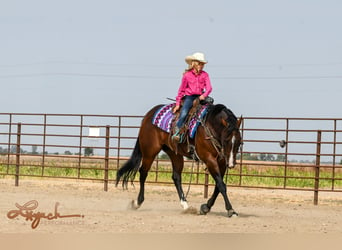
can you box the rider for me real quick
[172,52,212,141]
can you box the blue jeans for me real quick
[176,95,199,129]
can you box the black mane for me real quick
[206,104,238,129]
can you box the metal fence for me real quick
[0,113,341,204]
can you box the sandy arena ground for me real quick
[0,178,341,233]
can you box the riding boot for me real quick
[172,127,180,142]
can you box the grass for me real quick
[226,165,342,190]
[0,161,117,181]
[1,159,341,190]
[146,164,342,190]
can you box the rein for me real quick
[185,159,195,199]
[201,119,227,162]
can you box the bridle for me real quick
[202,123,226,160]
[201,118,239,166]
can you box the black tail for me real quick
[115,138,142,188]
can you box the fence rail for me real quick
[0,113,341,205]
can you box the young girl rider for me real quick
[172,52,212,140]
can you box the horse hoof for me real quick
[227,209,238,217]
[130,200,140,210]
[200,204,210,215]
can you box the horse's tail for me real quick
[115,138,142,188]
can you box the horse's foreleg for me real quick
[199,160,223,215]
[200,174,237,217]
[214,176,238,217]
[200,185,219,215]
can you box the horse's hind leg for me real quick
[131,157,155,209]
[164,148,188,210]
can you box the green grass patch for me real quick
[1,161,341,190]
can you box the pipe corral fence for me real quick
[0,113,341,205]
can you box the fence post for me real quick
[104,125,110,192]
[15,123,22,187]
[314,130,321,205]
[116,117,121,170]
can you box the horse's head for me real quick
[222,117,242,168]
[207,105,242,169]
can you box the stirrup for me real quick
[172,131,180,142]
[172,133,184,143]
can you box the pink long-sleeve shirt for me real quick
[175,70,212,106]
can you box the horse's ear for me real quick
[237,116,243,128]
[221,118,229,127]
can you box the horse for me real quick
[115,102,242,217]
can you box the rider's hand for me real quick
[173,105,180,113]
[199,95,205,101]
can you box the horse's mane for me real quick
[206,104,237,130]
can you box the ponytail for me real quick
[183,61,196,74]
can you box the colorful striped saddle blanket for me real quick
[152,103,208,138]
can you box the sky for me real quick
[1,0,342,118]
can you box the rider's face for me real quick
[193,61,205,73]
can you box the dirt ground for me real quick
[1,178,341,233]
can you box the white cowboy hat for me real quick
[185,52,208,65]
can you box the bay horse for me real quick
[115,102,242,217]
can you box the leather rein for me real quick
[201,118,230,163]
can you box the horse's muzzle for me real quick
[227,163,236,169]
[227,157,236,168]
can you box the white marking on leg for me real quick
[228,135,236,168]
[180,200,189,210]
[131,200,140,209]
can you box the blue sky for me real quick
[1,0,341,118]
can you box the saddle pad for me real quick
[152,103,208,138]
